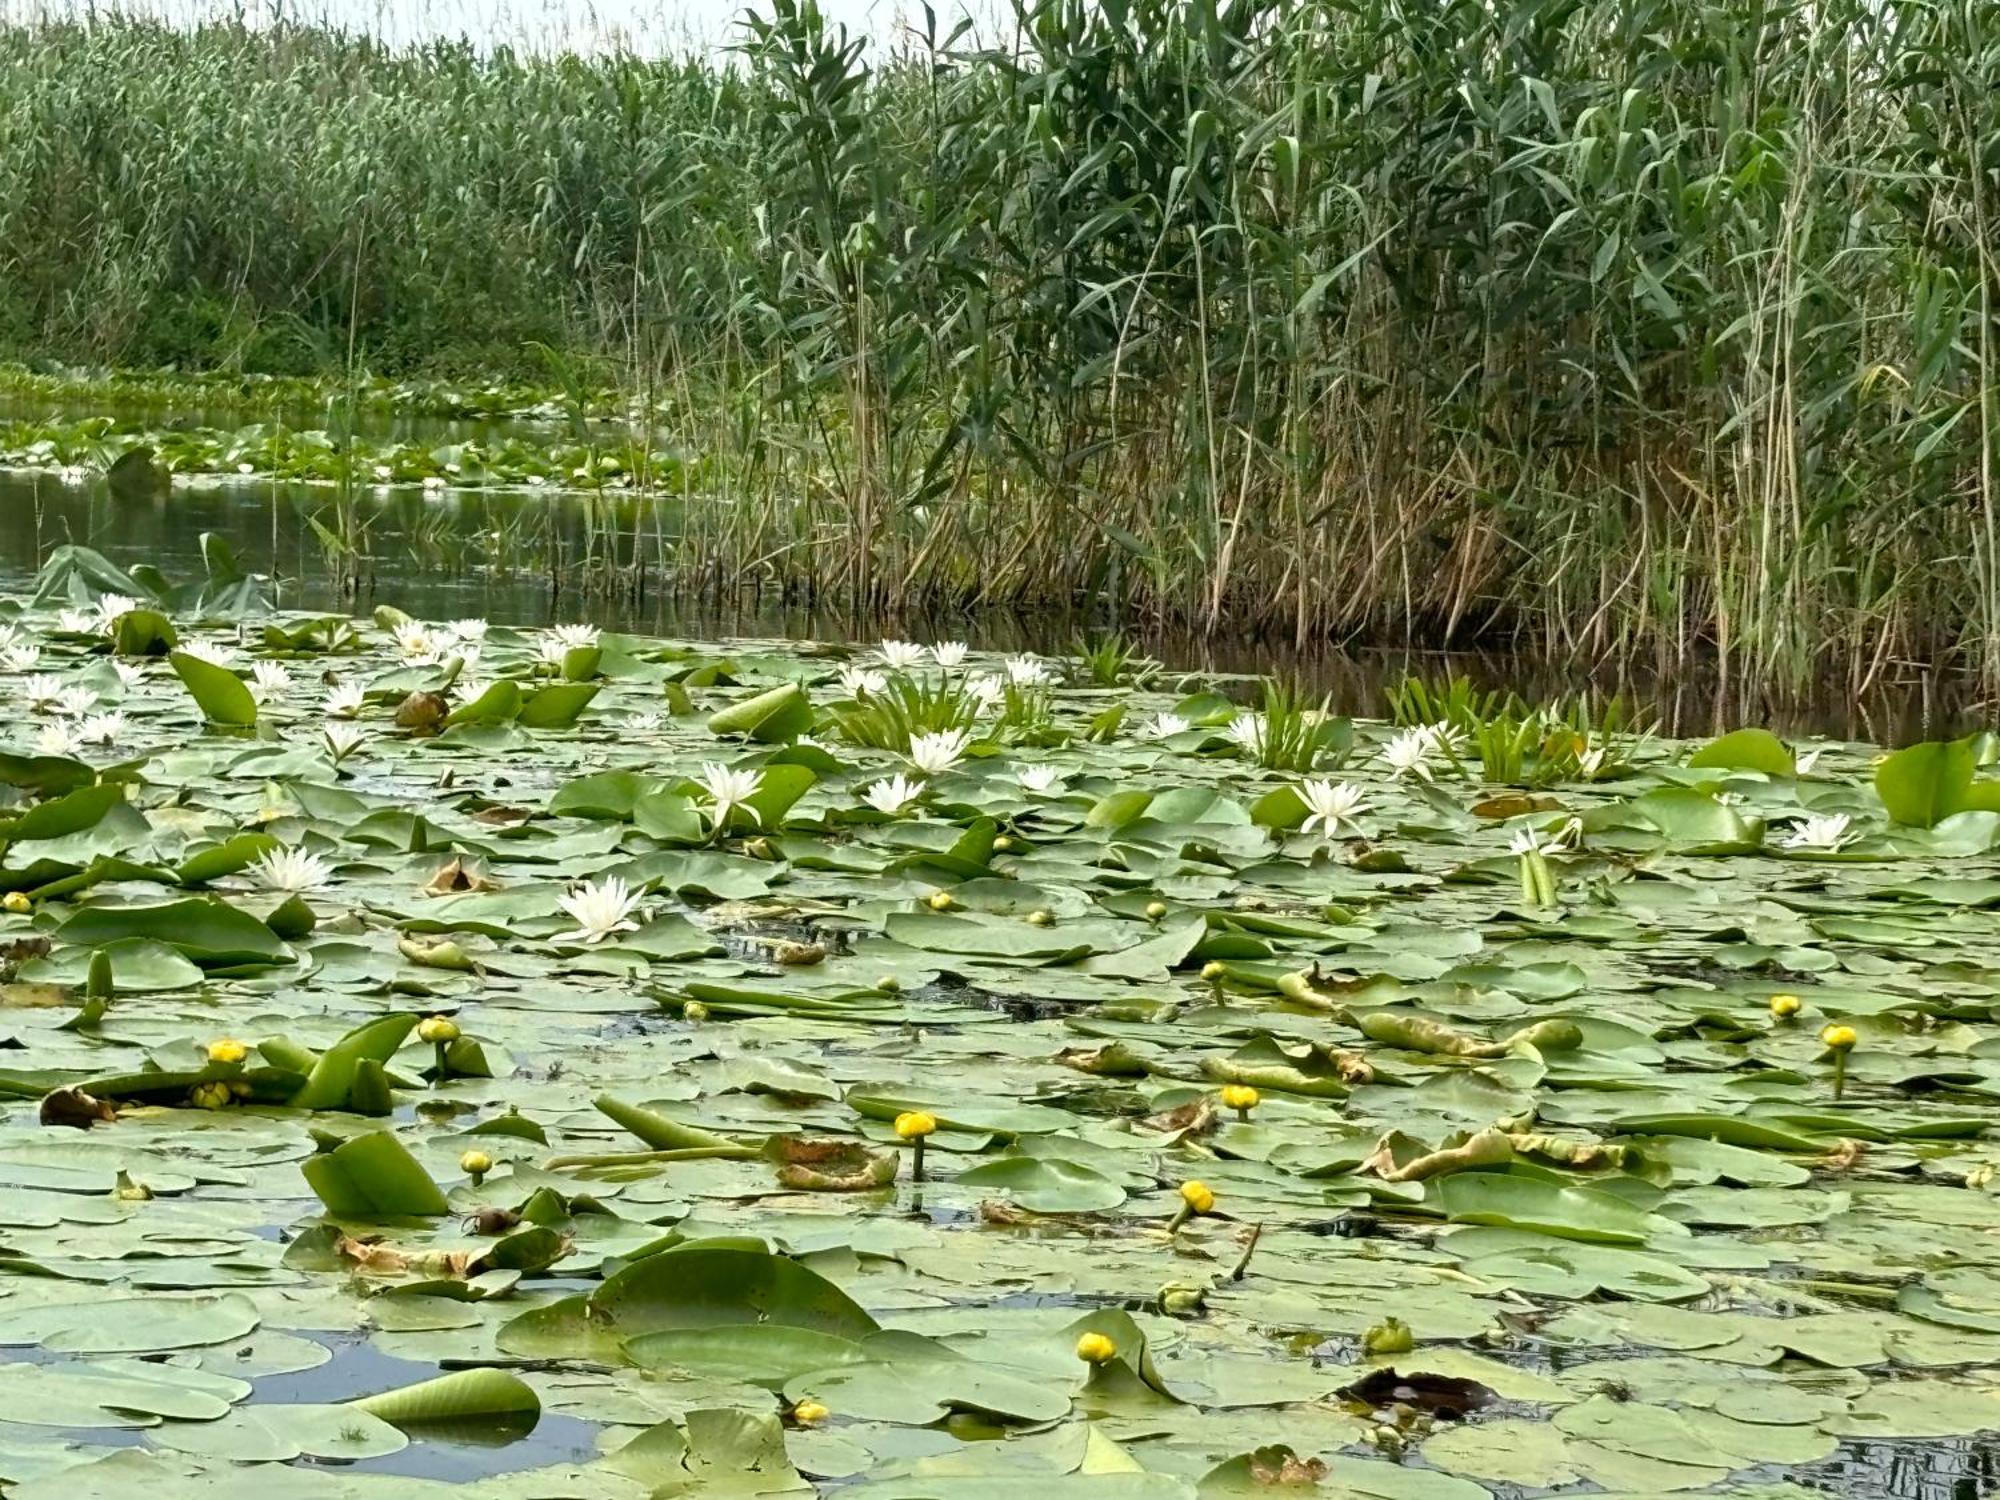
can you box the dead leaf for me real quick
[40,1086,115,1130]
[423,857,498,896]
[771,1138,897,1192]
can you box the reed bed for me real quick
[0,0,1995,692]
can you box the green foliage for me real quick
[830,675,979,753]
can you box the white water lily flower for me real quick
[1148,711,1192,739]
[251,845,334,894]
[112,661,145,691]
[628,710,664,734]
[1783,812,1853,850]
[1299,779,1367,837]
[1,644,40,672]
[392,621,439,663]
[1577,745,1608,777]
[455,677,492,707]
[56,464,89,486]
[56,608,95,634]
[878,639,925,670]
[1796,747,1823,776]
[34,722,78,756]
[535,636,572,669]
[862,773,924,816]
[323,682,365,718]
[558,874,645,944]
[421,475,448,492]
[322,722,365,761]
[1509,818,1582,857]
[372,464,393,481]
[1005,654,1051,686]
[1019,765,1066,795]
[839,666,889,697]
[22,675,62,711]
[451,618,489,642]
[931,642,968,668]
[908,728,971,775]
[549,623,600,650]
[180,638,239,668]
[250,661,293,700]
[93,593,141,632]
[1382,727,1435,780]
[966,674,1007,710]
[79,711,125,747]
[697,763,764,831]
[1227,713,1268,757]
[55,685,97,718]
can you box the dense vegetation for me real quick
[2,0,1997,687]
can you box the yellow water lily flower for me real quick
[418,1016,461,1044]
[206,1038,248,1065]
[1821,1024,1857,1050]
[459,1150,493,1180]
[1075,1332,1116,1364]
[1221,1085,1259,1119]
[1180,1180,1216,1214]
[1769,994,1801,1018]
[2,892,29,914]
[792,1400,830,1425]
[894,1111,937,1140]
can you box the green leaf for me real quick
[170,649,258,726]
[1876,738,2000,827]
[300,1131,449,1217]
[1687,729,1794,775]
[1434,1173,1669,1246]
[954,1156,1127,1212]
[54,896,290,968]
[349,1367,540,1426]
[446,679,524,725]
[708,683,813,742]
[517,681,601,728]
[588,1244,881,1342]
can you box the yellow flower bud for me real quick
[1144,900,1169,921]
[873,974,901,993]
[206,1038,248,1065]
[927,891,955,911]
[418,1016,461,1044]
[1221,1085,1259,1112]
[1200,961,1226,982]
[1769,993,1801,1018]
[1026,909,1054,927]
[459,1150,493,1177]
[993,834,1014,851]
[1821,1023,1858,1051]
[1075,1331,1117,1364]
[2,892,30,914]
[792,1400,830,1426]
[894,1111,937,1140]
[683,1001,710,1023]
[1180,1180,1216,1214]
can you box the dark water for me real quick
[0,468,1978,743]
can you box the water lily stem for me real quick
[432,1040,450,1084]
[1832,1051,1848,1101]
[544,1145,760,1168]
[912,1137,927,1182]
[1229,1222,1263,1282]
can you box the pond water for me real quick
[0,468,1972,744]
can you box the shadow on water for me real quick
[0,467,1980,743]
[252,1332,604,1481]
[0,1332,604,1483]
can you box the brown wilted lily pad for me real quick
[771,1138,897,1192]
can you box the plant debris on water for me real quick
[2,550,2000,1499]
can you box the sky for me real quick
[6,0,946,52]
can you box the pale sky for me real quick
[10,0,951,51]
